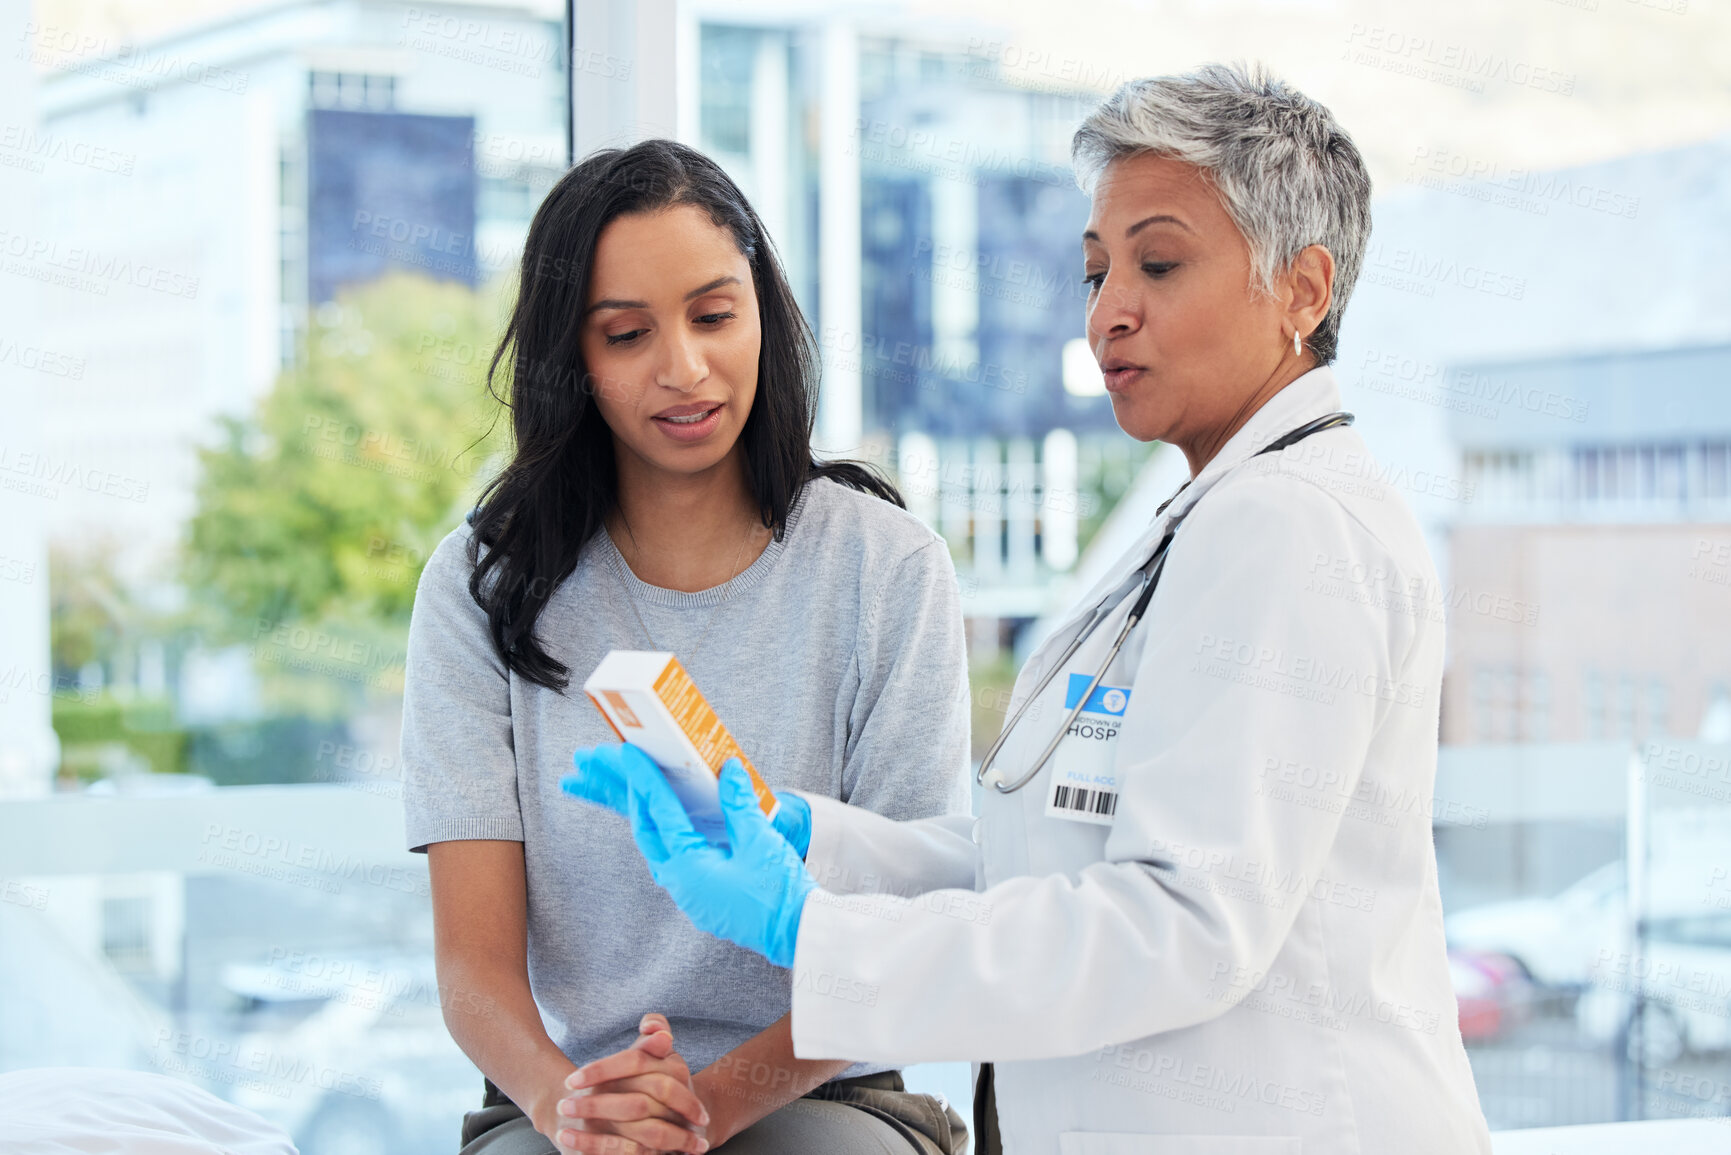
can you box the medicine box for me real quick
[583,650,779,840]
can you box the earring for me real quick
[1293,329,1302,357]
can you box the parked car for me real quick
[1445,862,1625,989]
[1449,948,1535,1042]
[1574,910,1731,1064]
[1447,856,1731,1063]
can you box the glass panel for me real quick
[8,0,568,1147]
[11,0,1730,1144]
[699,25,758,157]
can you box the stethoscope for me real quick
[975,411,1356,794]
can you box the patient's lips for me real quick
[651,400,726,443]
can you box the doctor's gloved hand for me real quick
[768,790,811,858]
[563,744,812,857]
[629,758,816,968]
[562,743,642,823]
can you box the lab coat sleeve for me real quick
[796,791,979,897]
[790,472,1423,1062]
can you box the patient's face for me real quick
[580,204,762,487]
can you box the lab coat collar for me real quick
[1027,366,1345,671]
[1167,365,1344,520]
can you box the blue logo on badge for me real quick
[1066,673,1130,717]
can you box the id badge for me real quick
[1043,672,1131,826]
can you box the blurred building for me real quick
[1336,134,1731,562]
[1330,135,1731,936]
[1443,343,1731,744]
[853,42,1109,440]
[26,2,1143,651]
[25,0,567,578]
[302,106,481,306]
[1329,133,1731,747]
[686,13,1147,626]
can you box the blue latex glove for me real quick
[627,757,815,968]
[563,744,639,815]
[564,744,813,857]
[773,790,812,859]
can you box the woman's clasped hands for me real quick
[553,1013,711,1155]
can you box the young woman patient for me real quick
[399,140,972,1155]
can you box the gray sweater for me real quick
[400,478,973,1076]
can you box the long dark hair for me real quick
[469,139,901,692]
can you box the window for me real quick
[699,26,758,156]
[1465,450,1537,505]
[13,3,1727,1141]
[1567,442,1691,505]
[1526,670,1551,742]
[478,175,534,225]
[1703,442,1731,499]
[1662,445,1685,501]
[308,71,397,112]
[1583,669,1606,739]
[16,3,570,1146]
[1646,677,1669,739]
[1615,673,1637,740]
[101,896,152,971]
[1473,667,1496,741]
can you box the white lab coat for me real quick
[788,368,1492,1154]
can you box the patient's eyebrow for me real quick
[587,297,647,314]
[587,275,743,315]
[682,274,741,301]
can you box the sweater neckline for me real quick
[596,483,811,609]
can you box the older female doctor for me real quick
[567,65,1491,1155]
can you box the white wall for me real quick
[571,0,677,155]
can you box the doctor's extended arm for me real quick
[789,474,1424,1063]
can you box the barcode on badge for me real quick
[1053,784,1118,817]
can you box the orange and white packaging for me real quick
[583,650,779,841]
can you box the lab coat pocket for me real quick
[1057,1133,1300,1155]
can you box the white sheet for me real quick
[0,1067,298,1155]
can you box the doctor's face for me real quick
[1082,154,1298,472]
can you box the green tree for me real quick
[183,273,511,712]
[50,540,136,680]
[49,541,192,779]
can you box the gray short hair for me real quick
[1071,63,1371,365]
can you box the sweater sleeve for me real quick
[837,538,974,824]
[399,528,524,852]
